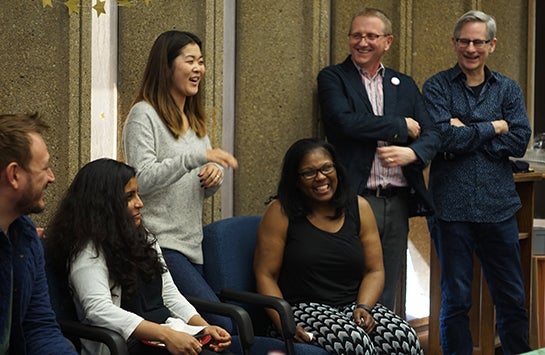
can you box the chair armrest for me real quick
[186,295,254,354]
[58,319,128,355]
[218,288,296,355]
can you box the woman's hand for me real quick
[293,325,313,343]
[201,326,232,352]
[206,148,238,169]
[162,328,204,355]
[199,164,223,189]
[353,307,376,334]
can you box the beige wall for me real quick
[0,0,91,226]
[233,0,330,215]
[0,0,532,225]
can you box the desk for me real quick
[428,170,545,354]
[528,161,545,349]
[535,256,545,348]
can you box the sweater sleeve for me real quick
[201,136,224,198]
[69,245,143,340]
[123,102,208,195]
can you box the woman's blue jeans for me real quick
[161,248,233,333]
[428,215,530,355]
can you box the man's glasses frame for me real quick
[298,163,336,180]
[348,33,390,42]
[455,38,491,49]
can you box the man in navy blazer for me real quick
[318,8,440,311]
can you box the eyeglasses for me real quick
[298,163,336,180]
[349,33,390,42]
[455,38,491,49]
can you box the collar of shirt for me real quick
[450,64,496,85]
[352,61,385,80]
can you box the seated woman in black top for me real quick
[254,138,423,355]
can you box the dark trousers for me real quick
[362,192,409,311]
[429,215,530,355]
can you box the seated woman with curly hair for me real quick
[45,158,232,355]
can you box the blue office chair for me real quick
[203,215,329,355]
[44,258,129,355]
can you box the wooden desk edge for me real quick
[514,170,545,182]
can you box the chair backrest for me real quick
[202,216,271,333]
[203,215,261,291]
[43,241,129,355]
[203,216,330,355]
[44,257,83,350]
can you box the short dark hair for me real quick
[0,113,48,171]
[277,138,351,220]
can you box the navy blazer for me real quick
[317,56,441,216]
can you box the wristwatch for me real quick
[355,303,373,313]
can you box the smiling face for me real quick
[453,21,496,77]
[169,43,205,103]
[349,15,392,75]
[297,147,338,205]
[16,132,55,215]
[124,177,143,227]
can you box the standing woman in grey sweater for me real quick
[123,30,238,331]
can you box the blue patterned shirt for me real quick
[423,64,531,222]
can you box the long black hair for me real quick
[45,158,165,299]
[276,138,351,220]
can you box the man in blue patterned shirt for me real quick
[423,10,531,355]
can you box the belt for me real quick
[362,186,407,198]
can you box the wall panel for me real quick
[0,0,88,226]
[233,0,328,215]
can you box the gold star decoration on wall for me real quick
[65,0,79,14]
[93,0,106,16]
[42,0,151,17]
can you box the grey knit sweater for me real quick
[122,101,221,264]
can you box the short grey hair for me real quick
[453,10,496,40]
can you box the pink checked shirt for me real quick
[358,63,407,189]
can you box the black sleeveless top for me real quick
[278,198,364,307]
[121,274,170,324]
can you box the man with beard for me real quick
[0,113,76,354]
